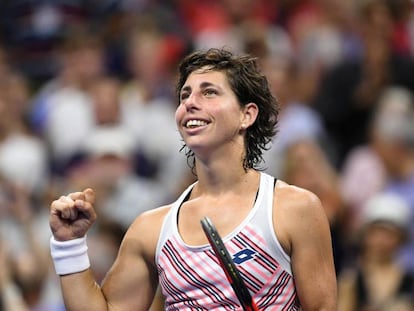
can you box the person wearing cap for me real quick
[337,192,414,311]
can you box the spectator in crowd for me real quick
[313,0,414,168]
[120,18,190,201]
[177,0,277,53]
[0,182,63,311]
[337,192,414,311]
[370,93,414,273]
[0,72,49,198]
[30,27,106,174]
[0,234,28,311]
[284,0,362,83]
[340,85,414,275]
[57,75,170,230]
[340,86,413,234]
[260,52,331,177]
[281,138,347,274]
[0,0,118,84]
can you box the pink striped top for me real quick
[155,172,300,310]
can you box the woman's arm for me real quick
[50,188,166,311]
[59,230,158,311]
[274,183,337,311]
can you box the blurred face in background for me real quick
[90,77,122,125]
[370,113,414,178]
[283,140,335,193]
[359,0,393,65]
[261,56,293,106]
[282,140,343,223]
[127,30,165,86]
[73,44,105,85]
[59,35,105,88]
[221,0,256,23]
[361,222,405,262]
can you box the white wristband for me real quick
[50,235,90,275]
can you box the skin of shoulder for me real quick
[273,180,338,311]
[99,204,171,311]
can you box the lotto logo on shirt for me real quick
[232,249,257,264]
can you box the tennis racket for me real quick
[200,216,259,311]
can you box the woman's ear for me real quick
[241,102,259,129]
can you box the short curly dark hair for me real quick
[176,48,279,172]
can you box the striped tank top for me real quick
[155,172,300,310]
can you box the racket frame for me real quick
[200,216,259,311]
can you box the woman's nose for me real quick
[183,93,200,110]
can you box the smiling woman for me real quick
[176,48,278,172]
[48,47,337,311]
[175,68,260,177]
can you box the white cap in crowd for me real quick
[361,192,411,232]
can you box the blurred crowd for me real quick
[0,0,414,310]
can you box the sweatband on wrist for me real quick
[50,235,90,275]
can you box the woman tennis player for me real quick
[49,48,337,310]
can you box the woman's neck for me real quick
[194,164,259,196]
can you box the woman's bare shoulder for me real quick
[273,180,328,254]
[274,180,323,212]
[128,204,173,235]
[119,204,173,258]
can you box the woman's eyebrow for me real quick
[199,81,216,89]
[181,81,217,92]
[180,85,191,94]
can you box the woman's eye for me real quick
[204,89,217,96]
[180,92,189,101]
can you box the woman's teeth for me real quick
[186,120,207,128]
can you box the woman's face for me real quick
[175,68,248,157]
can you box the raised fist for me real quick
[49,188,97,241]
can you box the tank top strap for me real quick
[251,172,292,274]
[155,181,197,264]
